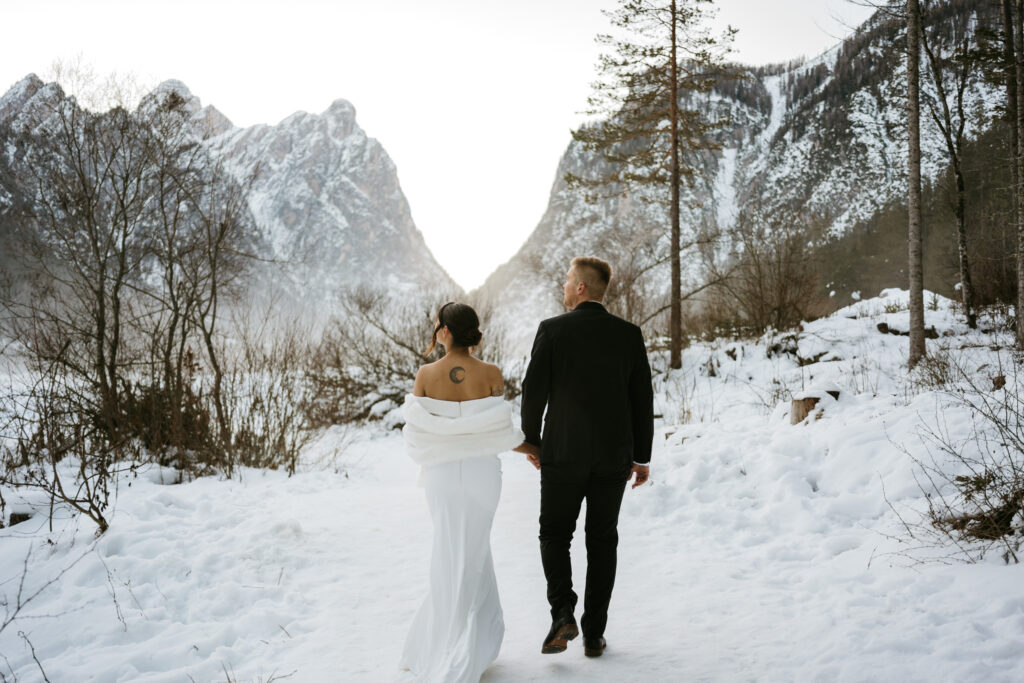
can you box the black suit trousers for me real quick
[539,464,628,639]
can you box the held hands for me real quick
[514,441,541,470]
[513,442,649,482]
[628,464,650,489]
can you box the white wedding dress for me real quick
[399,394,524,683]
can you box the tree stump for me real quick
[790,397,821,424]
[9,512,31,526]
[790,389,841,424]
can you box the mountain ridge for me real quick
[0,73,461,314]
[473,0,1004,354]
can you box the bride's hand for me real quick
[514,441,541,470]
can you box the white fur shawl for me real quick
[402,394,524,469]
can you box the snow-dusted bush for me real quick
[305,286,437,426]
[0,357,138,535]
[709,207,829,336]
[906,351,1024,563]
[220,311,317,476]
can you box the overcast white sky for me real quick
[1,0,876,290]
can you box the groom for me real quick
[520,256,654,658]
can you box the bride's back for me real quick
[415,301,504,402]
[416,355,504,402]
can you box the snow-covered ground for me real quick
[2,290,1023,682]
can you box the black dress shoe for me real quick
[583,636,607,657]
[541,612,579,654]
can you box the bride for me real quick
[399,302,530,683]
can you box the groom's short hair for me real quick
[571,256,612,300]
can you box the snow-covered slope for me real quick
[1,291,1021,681]
[477,0,1002,353]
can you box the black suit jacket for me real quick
[521,301,654,474]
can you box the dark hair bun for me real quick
[437,302,483,349]
[455,328,482,347]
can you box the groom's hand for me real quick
[629,464,650,489]
[514,441,541,470]
[524,443,541,470]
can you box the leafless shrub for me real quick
[897,351,1024,564]
[711,206,828,336]
[0,351,139,535]
[221,308,317,476]
[306,286,454,426]
[116,349,215,472]
[906,344,956,393]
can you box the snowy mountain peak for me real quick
[324,98,356,122]
[0,73,458,313]
[144,79,203,114]
[213,91,456,299]
[197,104,234,137]
[1,73,44,106]
[149,79,196,102]
[324,99,357,139]
[137,80,236,139]
[0,73,45,126]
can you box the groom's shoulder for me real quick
[596,310,645,344]
[539,311,573,328]
[538,308,590,333]
[541,306,637,333]
[610,313,643,339]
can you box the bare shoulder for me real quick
[413,364,428,396]
[484,362,505,397]
[418,358,446,377]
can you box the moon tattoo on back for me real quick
[449,366,466,384]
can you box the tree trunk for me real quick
[1016,0,1024,348]
[669,0,682,370]
[907,0,927,368]
[1005,0,1019,230]
[922,25,975,329]
[953,157,976,328]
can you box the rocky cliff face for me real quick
[475,0,1002,353]
[0,74,458,313]
[205,91,457,299]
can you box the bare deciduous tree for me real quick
[222,306,316,476]
[711,206,825,336]
[306,286,450,426]
[921,6,976,328]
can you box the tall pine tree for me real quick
[567,0,734,369]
